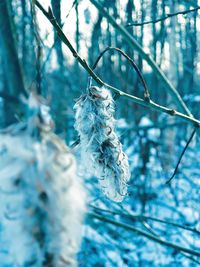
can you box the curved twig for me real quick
[89,0,192,116]
[34,1,200,128]
[92,46,150,101]
[166,127,197,184]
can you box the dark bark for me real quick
[0,0,26,97]
[51,0,64,68]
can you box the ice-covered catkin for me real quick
[36,132,86,267]
[74,86,130,202]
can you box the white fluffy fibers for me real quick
[36,131,86,267]
[0,134,43,267]
[0,94,86,266]
[0,130,86,267]
[74,86,130,202]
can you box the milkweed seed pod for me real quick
[74,86,130,202]
[0,94,86,267]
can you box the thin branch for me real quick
[166,128,197,184]
[70,137,80,148]
[88,211,200,257]
[89,0,192,116]
[92,46,150,101]
[126,6,200,27]
[34,1,200,128]
[41,0,77,71]
[90,205,200,235]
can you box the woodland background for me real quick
[0,0,200,266]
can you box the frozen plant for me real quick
[0,133,43,267]
[74,85,130,202]
[0,94,86,267]
[36,130,86,267]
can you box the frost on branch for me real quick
[0,94,86,267]
[74,86,130,202]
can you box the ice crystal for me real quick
[74,86,130,202]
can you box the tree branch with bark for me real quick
[34,1,200,128]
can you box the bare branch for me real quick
[89,0,192,116]
[90,205,200,235]
[88,211,200,257]
[126,6,200,27]
[34,1,200,128]
[92,46,150,101]
[166,127,197,184]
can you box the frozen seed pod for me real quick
[74,86,130,202]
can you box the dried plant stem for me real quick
[34,1,200,128]
[88,211,200,257]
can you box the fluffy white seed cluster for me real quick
[74,86,130,202]
[36,131,86,267]
[0,134,43,267]
[0,95,86,267]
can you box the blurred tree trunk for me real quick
[125,0,134,78]
[133,0,145,123]
[183,11,197,94]
[0,0,25,96]
[158,0,166,68]
[21,0,36,85]
[21,0,27,68]
[103,1,116,84]
[126,0,134,59]
[150,0,159,119]
[133,0,144,101]
[51,0,64,69]
[89,14,102,65]
[0,0,26,125]
[178,3,197,96]
[75,1,80,53]
[138,0,144,73]
[151,0,157,62]
[168,3,178,88]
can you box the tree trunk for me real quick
[51,0,64,69]
[0,0,26,97]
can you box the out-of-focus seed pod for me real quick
[0,94,86,267]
